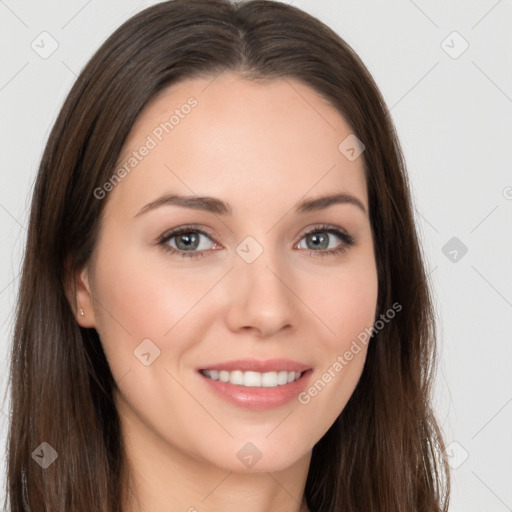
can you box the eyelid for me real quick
[157,224,218,244]
[297,223,353,241]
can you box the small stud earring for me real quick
[80,308,84,316]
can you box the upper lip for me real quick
[198,359,311,373]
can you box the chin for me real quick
[201,438,311,474]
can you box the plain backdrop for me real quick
[0,1,511,510]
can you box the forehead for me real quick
[104,71,368,220]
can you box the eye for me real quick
[158,225,219,259]
[296,224,356,257]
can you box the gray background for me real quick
[1,0,511,510]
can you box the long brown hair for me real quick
[5,1,450,510]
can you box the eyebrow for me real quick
[134,191,367,218]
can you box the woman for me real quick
[5,0,450,510]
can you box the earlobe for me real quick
[71,265,97,328]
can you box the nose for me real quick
[224,247,299,338]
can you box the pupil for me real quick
[310,233,327,250]
[177,233,198,250]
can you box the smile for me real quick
[200,369,304,388]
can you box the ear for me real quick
[64,256,97,328]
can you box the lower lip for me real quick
[198,370,313,411]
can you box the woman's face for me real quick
[76,71,378,473]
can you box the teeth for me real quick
[244,371,261,387]
[202,369,302,387]
[230,370,244,385]
[277,371,289,385]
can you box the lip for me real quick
[196,359,313,411]
[198,358,311,373]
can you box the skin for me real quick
[72,71,378,512]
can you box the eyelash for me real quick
[157,224,356,259]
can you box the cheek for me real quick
[331,274,378,345]
[88,239,215,379]
[307,255,379,350]
[92,231,217,329]
[293,255,378,426]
